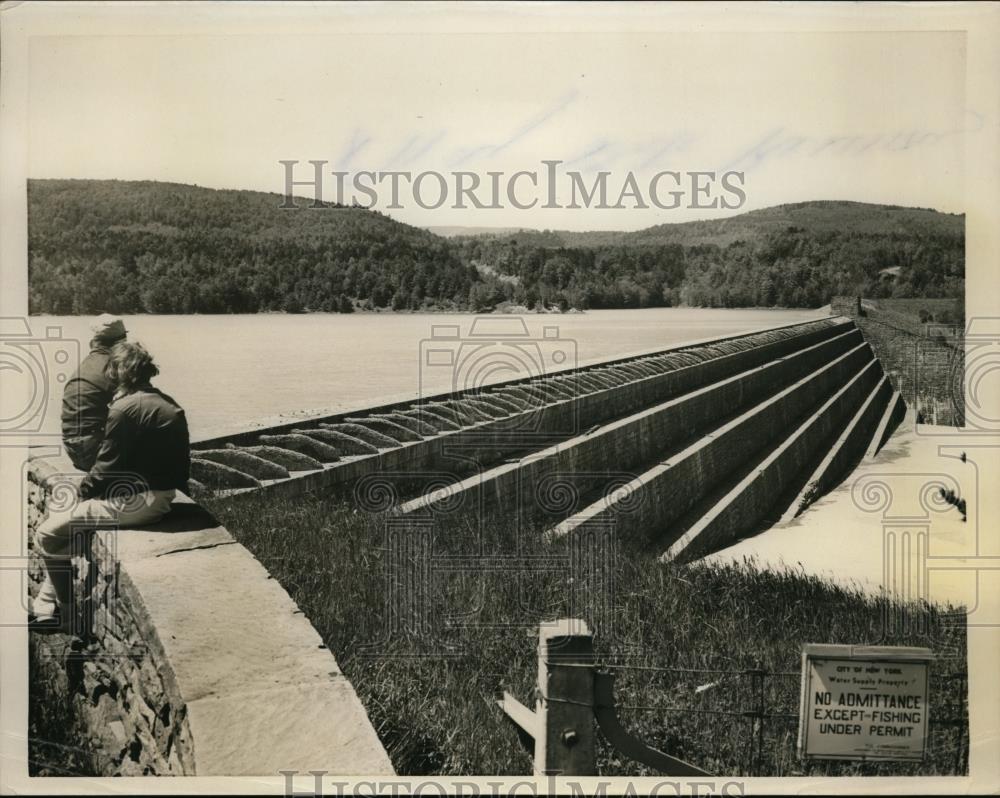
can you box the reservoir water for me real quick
[33,307,826,440]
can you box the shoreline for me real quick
[28,304,838,318]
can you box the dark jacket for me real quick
[79,385,190,500]
[62,347,115,471]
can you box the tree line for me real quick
[28,180,964,315]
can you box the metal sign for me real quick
[798,644,933,762]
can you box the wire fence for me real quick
[597,661,968,777]
[831,296,963,346]
[830,296,965,426]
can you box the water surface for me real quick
[36,308,826,440]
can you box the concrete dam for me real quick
[26,313,911,776]
[191,315,905,561]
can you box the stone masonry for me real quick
[831,296,964,426]
[26,456,395,777]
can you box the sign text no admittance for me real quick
[798,644,933,762]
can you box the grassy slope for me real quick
[210,492,968,778]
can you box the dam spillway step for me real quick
[866,388,907,461]
[190,316,853,501]
[397,327,866,520]
[193,315,904,561]
[778,374,895,525]
[547,339,885,554]
[658,357,885,563]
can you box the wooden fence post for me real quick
[535,617,596,776]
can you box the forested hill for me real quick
[28,180,964,314]
[28,179,473,314]
[499,201,963,249]
[452,200,964,309]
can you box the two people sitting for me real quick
[32,315,190,634]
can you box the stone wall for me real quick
[831,296,964,425]
[25,456,395,777]
[26,461,194,775]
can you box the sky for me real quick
[26,21,967,230]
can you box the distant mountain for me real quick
[466,201,964,249]
[424,225,531,238]
[27,181,963,314]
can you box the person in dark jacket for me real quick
[61,314,128,471]
[33,341,189,632]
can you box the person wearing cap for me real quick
[61,313,127,471]
[33,341,189,634]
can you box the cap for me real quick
[89,313,127,342]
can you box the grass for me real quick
[28,635,99,776]
[874,298,962,322]
[210,491,968,777]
